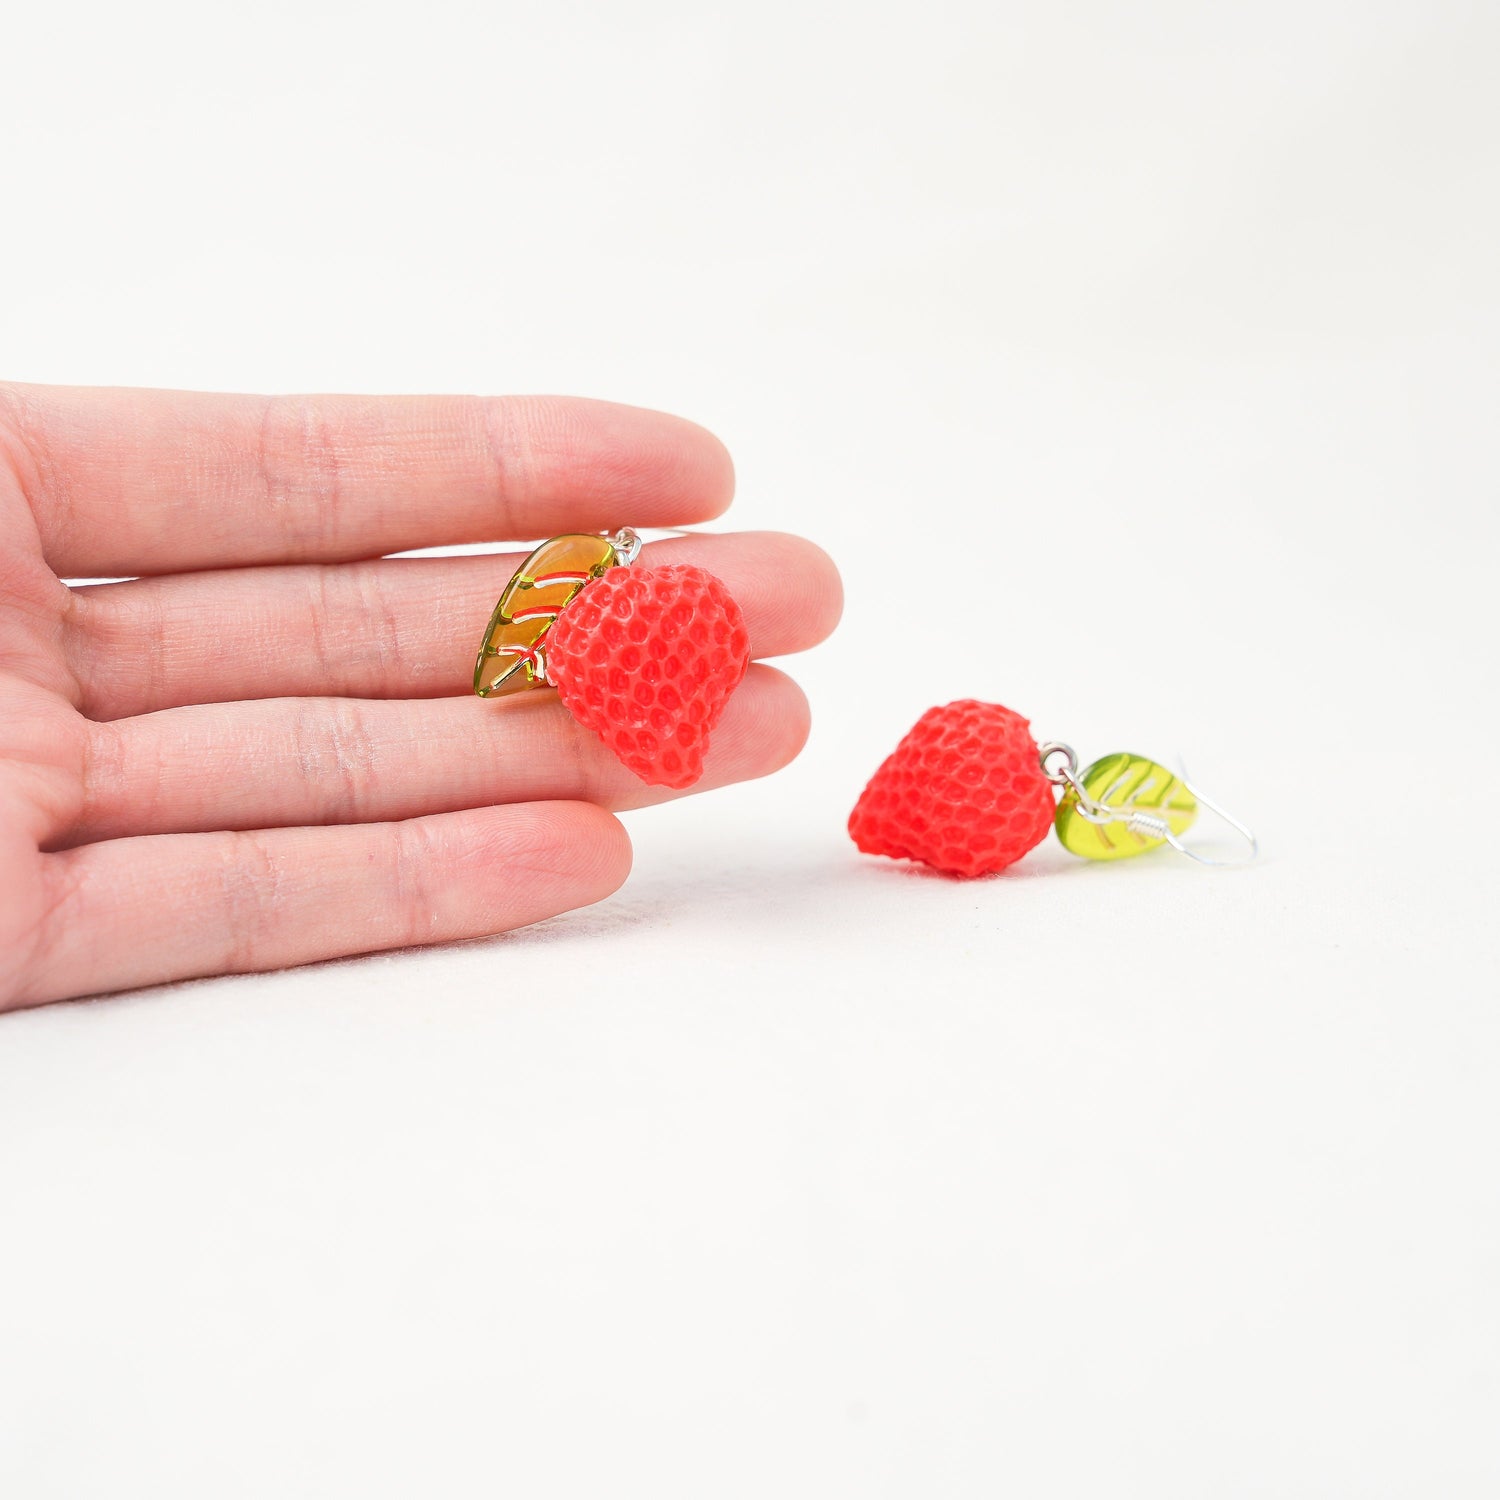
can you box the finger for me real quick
[66,532,842,719]
[2,383,734,577]
[67,666,809,845]
[18,801,629,1008]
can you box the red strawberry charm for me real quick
[547,563,751,790]
[849,700,1057,877]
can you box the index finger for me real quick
[0,384,735,577]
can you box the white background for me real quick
[2,1,1498,1495]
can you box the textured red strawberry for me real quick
[849,700,1056,877]
[547,563,751,790]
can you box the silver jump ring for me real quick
[1037,740,1079,787]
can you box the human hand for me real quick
[0,385,840,1010]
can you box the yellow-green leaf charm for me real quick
[473,534,621,698]
[1055,752,1197,861]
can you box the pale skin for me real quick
[0,384,842,1011]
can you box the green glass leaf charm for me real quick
[1054,751,1198,861]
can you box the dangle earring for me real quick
[473,528,751,791]
[849,700,1257,878]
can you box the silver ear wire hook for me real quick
[1167,771,1259,868]
[607,526,700,565]
[1090,773,1258,868]
[1040,740,1259,868]
[1121,788,1259,866]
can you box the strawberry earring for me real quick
[473,528,750,790]
[849,700,1257,877]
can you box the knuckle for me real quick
[389,817,444,946]
[343,563,404,688]
[75,716,131,839]
[304,563,404,695]
[257,396,347,553]
[305,567,340,683]
[0,386,54,523]
[292,696,381,823]
[479,396,528,528]
[216,828,286,972]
